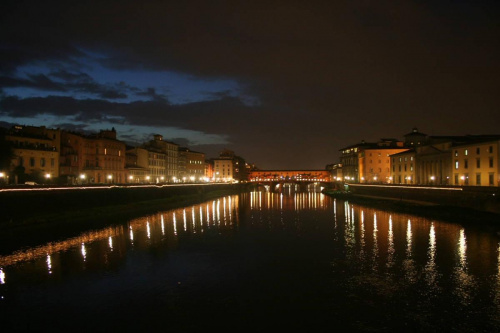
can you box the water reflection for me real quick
[454,228,476,306]
[387,215,395,269]
[0,190,499,331]
[404,219,417,283]
[425,223,438,289]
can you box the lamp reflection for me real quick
[81,243,87,261]
[47,254,52,274]
[387,215,395,268]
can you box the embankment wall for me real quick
[0,184,243,223]
[347,184,500,214]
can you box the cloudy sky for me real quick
[1,0,499,169]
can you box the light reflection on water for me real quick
[0,190,499,330]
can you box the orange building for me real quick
[340,139,408,183]
[60,128,127,184]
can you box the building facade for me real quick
[142,134,178,181]
[340,139,408,183]
[178,148,205,181]
[452,140,500,186]
[391,150,416,184]
[5,125,60,183]
[126,147,149,183]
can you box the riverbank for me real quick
[322,189,500,230]
[0,184,247,254]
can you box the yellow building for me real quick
[6,125,60,183]
[142,134,179,181]
[126,147,149,183]
[391,150,416,184]
[452,140,500,186]
[213,158,234,182]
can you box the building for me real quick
[340,139,408,183]
[5,125,61,183]
[142,134,178,181]
[326,163,343,182]
[213,158,234,182]
[390,150,416,184]
[178,148,205,181]
[61,128,127,184]
[125,147,149,183]
[213,149,247,182]
[451,139,500,186]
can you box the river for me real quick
[1,188,499,331]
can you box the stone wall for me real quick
[347,184,500,214]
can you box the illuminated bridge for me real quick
[248,170,332,191]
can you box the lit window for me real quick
[465,149,468,156]
[455,160,459,169]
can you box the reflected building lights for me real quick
[192,207,196,232]
[360,210,365,259]
[407,220,413,256]
[47,254,52,274]
[387,215,395,268]
[0,269,5,284]
[372,213,379,270]
[458,229,467,269]
[173,212,177,235]
[216,200,220,224]
[109,236,113,250]
[223,197,227,224]
[130,226,134,243]
[200,207,203,230]
[425,223,437,288]
[81,243,87,261]
[183,209,187,231]
[161,215,165,236]
[147,221,151,239]
[206,204,210,224]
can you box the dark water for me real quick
[1,189,500,331]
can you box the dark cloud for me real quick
[1,0,500,168]
[136,88,168,102]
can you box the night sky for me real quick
[1,1,499,169]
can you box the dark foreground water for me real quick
[1,190,500,331]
